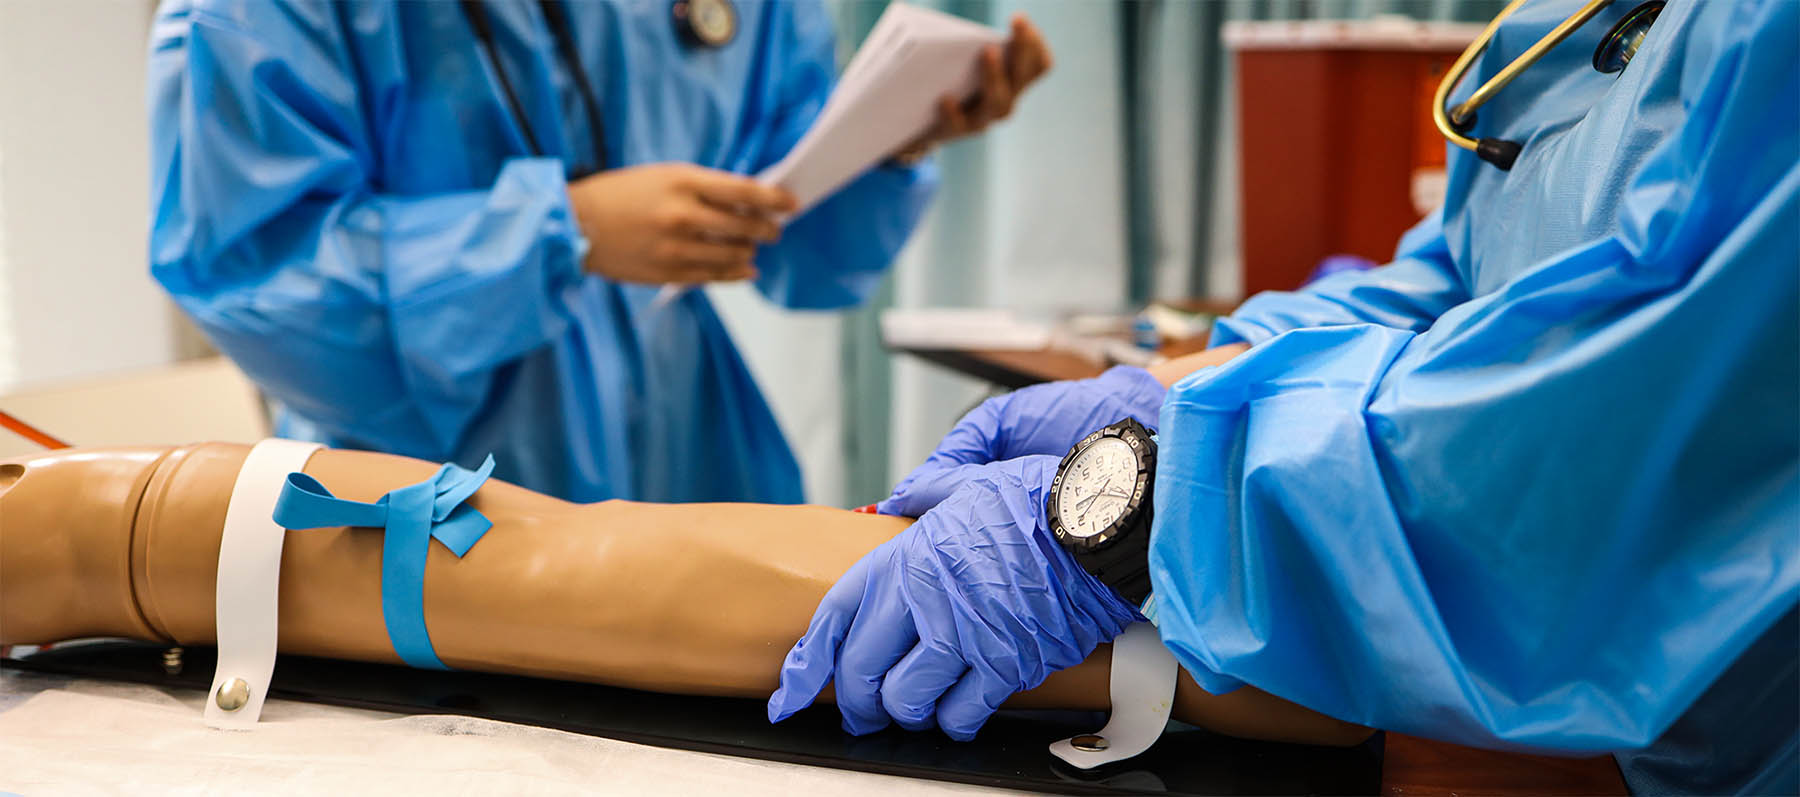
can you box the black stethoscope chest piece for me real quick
[673,0,736,48]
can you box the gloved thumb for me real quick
[876,460,1000,518]
[876,399,1012,516]
[878,456,1061,519]
[768,556,874,723]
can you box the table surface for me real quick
[889,343,1629,796]
[0,674,1028,796]
[1,662,1622,795]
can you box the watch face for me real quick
[1053,436,1140,541]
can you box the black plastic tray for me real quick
[3,642,1380,795]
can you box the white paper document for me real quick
[653,5,1004,311]
[760,3,1006,212]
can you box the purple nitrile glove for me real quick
[878,366,1165,517]
[771,456,1141,740]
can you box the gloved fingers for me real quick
[884,371,1164,516]
[880,460,997,518]
[876,457,959,516]
[1096,364,1166,399]
[767,555,874,723]
[884,454,1057,519]
[877,401,1008,516]
[935,666,1019,742]
[879,641,966,731]
[1097,366,1168,429]
[833,584,918,735]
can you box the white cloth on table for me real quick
[0,671,1019,796]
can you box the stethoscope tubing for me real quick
[460,0,610,175]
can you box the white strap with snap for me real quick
[205,438,322,729]
[1048,621,1179,768]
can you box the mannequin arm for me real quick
[0,443,1368,747]
[1148,343,1251,387]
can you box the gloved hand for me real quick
[878,366,1165,517]
[769,456,1142,740]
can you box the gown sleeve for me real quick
[744,1,939,310]
[1209,210,1470,348]
[148,2,584,458]
[1150,0,1799,753]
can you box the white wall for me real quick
[0,1,175,392]
[0,139,14,389]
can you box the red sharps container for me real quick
[1225,18,1481,297]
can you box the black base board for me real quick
[3,641,1381,795]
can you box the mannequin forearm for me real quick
[0,443,1367,746]
[1148,343,1250,387]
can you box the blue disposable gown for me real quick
[1150,0,1798,792]
[148,0,935,503]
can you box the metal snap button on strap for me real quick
[1071,734,1111,752]
[216,678,251,712]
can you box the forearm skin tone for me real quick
[1147,343,1251,388]
[0,443,1368,747]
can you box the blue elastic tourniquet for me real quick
[271,456,497,670]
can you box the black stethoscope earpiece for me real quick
[1434,0,1666,171]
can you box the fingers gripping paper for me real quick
[650,5,1001,307]
[761,3,1005,212]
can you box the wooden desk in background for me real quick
[898,346,1107,390]
[887,343,1628,796]
[889,299,1232,389]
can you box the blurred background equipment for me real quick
[880,302,1225,388]
[837,1,1499,507]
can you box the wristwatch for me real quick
[1045,418,1156,604]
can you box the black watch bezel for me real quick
[1045,417,1156,554]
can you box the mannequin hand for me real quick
[769,456,1139,740]
[890,14,1053,163]
[567,163,797,284]
[877,366,1164,517]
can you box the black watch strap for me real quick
[1071,516,1152,604]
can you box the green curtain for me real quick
[834,0,1503,506]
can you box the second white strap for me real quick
[204,438,322,730]
[1047,621,1179,768]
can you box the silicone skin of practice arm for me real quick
[0,444,1369,746]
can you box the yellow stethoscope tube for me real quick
[1432,0,1617,170]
